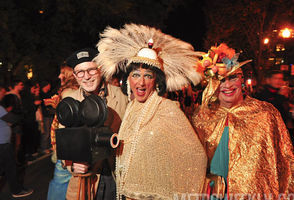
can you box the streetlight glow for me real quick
[281,28,291,38]
[247,79,252,85]
[27,68,33,79]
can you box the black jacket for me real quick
[255,85,289,124]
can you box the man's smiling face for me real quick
[218,73,244,108]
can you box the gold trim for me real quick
[128,56,163,70]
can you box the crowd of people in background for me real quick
[0,66,80,198]
[0,79,58,166]
[0,83,34,198]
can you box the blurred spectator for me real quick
[0,85,33,198]
[0,85,7,101]
[108,75,120,87]
[255,70,289,124]
[279,86,294,144]
[5,80,25,164]
[33,83,44,138]
[49,64,79,156]
[39,81,54,154]
[21,81,42,161]
[47,64,79,200]
[182,85,194,120]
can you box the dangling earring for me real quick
[156,84,160,93]
[127,79,131,101]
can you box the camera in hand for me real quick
[55,94,119,164]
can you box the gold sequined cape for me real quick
[192,96,294,198]
[116,92,207,199]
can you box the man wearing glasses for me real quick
[47,48,128,200]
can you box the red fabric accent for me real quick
[207,182,212,199]
[268,87,278,93]
[65,160,73,166]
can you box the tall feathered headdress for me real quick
[93,23,203,91]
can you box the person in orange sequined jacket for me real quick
[192,44,294,200]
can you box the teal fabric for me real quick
[210,126,229,200]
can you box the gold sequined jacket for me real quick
[192,96,294,199]
[116,92,207,199]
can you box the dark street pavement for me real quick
[0,153,55,200]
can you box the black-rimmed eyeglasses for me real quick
[74,67,99,78]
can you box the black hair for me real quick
[1,94,16,108]
[39,80,51,88]
[121,63,166,96]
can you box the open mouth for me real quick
[136,88,146,96]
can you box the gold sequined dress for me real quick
[192,96,294,199]
[116,92,207,199]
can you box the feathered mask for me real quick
[93,23,203,91]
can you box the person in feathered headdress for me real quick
[94,23,207,200]
[192,43,294,199]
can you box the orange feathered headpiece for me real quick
[197,43,252,107]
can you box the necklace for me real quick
[116,92,159,200]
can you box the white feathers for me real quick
[94,23,202,91]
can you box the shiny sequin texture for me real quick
[192,96,294,199]
[116,92,207,199]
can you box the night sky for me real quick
[164,0,206,51]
